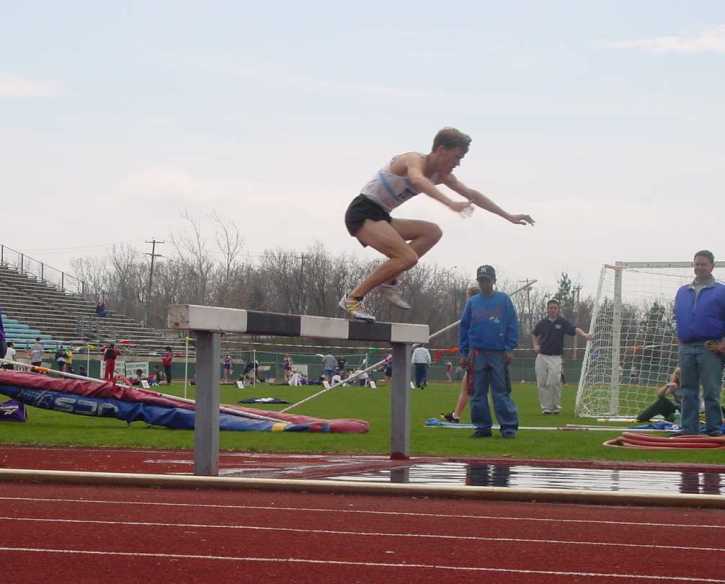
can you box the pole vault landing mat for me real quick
[1,446,723,497]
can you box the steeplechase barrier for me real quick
[168,305,429,476]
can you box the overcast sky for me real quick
[2,1,723,296]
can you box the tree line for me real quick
[71,216,594,350]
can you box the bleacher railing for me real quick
[0,243,87,296]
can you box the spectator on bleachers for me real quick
[0,306,6,359]
[161,347,173,385]
[95,300,108,317]
[55,345,66,371]
[79,365,87,377]
[28,337,44,367]
[3,342,16,369]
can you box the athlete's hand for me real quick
[508,213,534,225]
[449,201,473,214]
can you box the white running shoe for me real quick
[338,294,376,322]
[380,282,411,310]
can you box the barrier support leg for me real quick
[390,341,411,460]
[194,330,220,476]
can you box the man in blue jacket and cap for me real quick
[674,250,724,436]
[459,264,520,438]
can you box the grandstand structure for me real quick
[0,253,391,370]
[0,262,184,355]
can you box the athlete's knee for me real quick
[399,248,419,270]
[427,223,443,244]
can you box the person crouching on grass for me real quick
[339,127,534,322]
[636,367,682,423]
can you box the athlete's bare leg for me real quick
[453,372,470,419]
[350,218,442,299]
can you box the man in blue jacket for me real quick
[459,264,519,438]
[674,250,725,436]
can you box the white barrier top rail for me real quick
[168,304,429,344]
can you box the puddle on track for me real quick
[325,462,725,495]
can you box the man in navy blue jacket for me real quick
[674,250,725,436]
[459,265,519,438]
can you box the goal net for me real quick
[576,261,724,418]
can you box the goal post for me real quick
[576,261,724,418]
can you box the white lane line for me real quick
[1,496,723,530]
[1,516,722,553]
[0,546,723,582]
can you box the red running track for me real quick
[1,481,724,584]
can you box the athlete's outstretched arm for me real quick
[404,155,472,214]
[443,174,534,225]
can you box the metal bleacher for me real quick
[0,263,184,356]
[0,313,60,350]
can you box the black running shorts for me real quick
[344,194,392,238]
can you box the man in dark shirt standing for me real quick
[532,299,592,414]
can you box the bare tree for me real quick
[171,212,215,304]
[69,231,595,354]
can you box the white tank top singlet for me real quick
[360,156,439,212]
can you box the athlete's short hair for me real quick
[432,127,471,152]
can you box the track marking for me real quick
[1,516,723,553]
[2,496,723,530]
[0,546,723,582]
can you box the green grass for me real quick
[1,381,722,465]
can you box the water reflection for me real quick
[329,463,725,496]
[679,471,722,495]
[466,463,511,488]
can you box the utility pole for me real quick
[145,239,164,326]
[298,253,306,314]
[517,278,535,333]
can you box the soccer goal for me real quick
[575,261,724,418]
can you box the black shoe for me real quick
[442,412,460,423]
[471,429,493,438]
[501,430,517,439]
